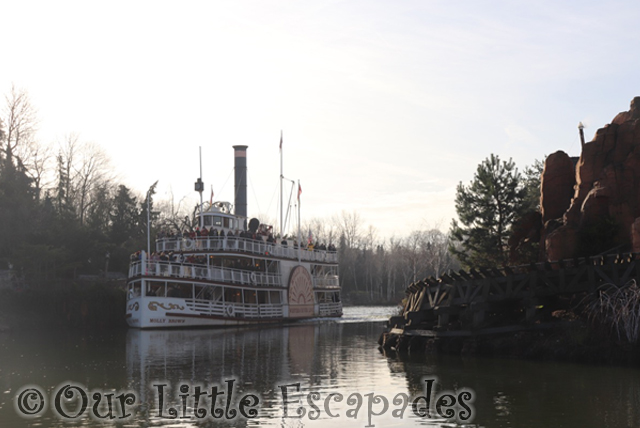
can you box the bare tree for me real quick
[74,142,113,225]
[423,228,459,278]
[21,141,53,201]
[333,210,362,248]
[155,187,192,233]
[302,217,338,246]
[2,85,38,167]
[55,134,115,225]
[385,236,402,300]
[403,230,426,283]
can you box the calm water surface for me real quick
[0,306,639,427]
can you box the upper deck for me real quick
[155,235,338,264]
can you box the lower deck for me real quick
[126,277,342,329]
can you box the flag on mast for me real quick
[209,186,214,205]
[298,182,302,201]
[279,131,283,150]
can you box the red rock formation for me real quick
[540,151,575,224]
[541,97,640,260]
[508,211,542,264]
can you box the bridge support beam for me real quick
[470,302,485,328]
[524,298,541,322]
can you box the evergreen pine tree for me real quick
[449,154,525,268]
[110,185,139,245]
[0,119,38,265]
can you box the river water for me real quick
[0,306,639,427]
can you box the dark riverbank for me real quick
[0,281,128,332]
[379,317,640,366]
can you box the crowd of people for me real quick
[154,226,337,253]
[130,250,209,270]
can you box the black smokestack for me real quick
[233,145,248,218]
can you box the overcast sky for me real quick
[2,1,640,239]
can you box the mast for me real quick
[194,146,204,228]
[146,192,151,255]
[280,131,283,237]
[297,180,301,263]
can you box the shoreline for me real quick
[0,281,128,332]
[378,319,640,366]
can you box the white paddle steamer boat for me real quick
[126,145,342,328]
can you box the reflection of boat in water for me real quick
[125,324,320,422]
[126,145,342,328]
[126,326,318,382]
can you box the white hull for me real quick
[127,297,281,328]
[126,294,342,329]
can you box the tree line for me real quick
[319,154,542,303]
[302,212,459,304]
[0,86,161,282]
[0,87,459,297]
[0,86,542,304]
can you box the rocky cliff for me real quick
[541,97,640,260]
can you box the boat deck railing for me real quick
[314,276,340,287]
[318,302,343,316]
[155,236,338,263]
[129,260,282,287]
[129,260,340,288]
[184,299,284,319]
[184,299,340,319]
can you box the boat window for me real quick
[129,282,141,299]
[211,286,223,303]
[269,290,281,304]
[213,216,223,227]
[258,291,268,304]
[204,216,213,227]
[224,288,242,304]
[147,281,165,297]
[243,290,257,304]
[223,218,230,228]
[195,285,209,300]
[167,282,192,298]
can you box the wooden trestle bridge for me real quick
[386,252,640,338]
